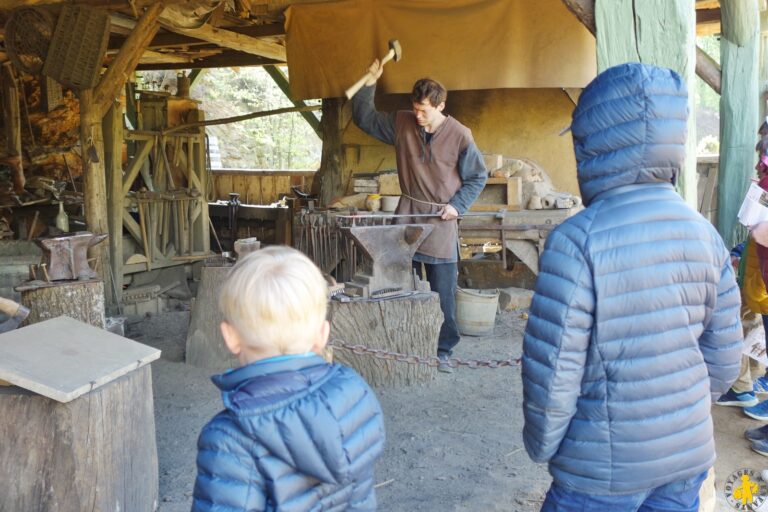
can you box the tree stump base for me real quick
[0,365,158,511]
[186,265,238,371]
[187,265,333,371]
[17,278,105,328]
[329,292,442,387]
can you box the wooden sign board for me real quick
[0,316,161,403]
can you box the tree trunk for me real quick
[19,279,105,328]
[561,0,722,93]
[0,365,158,512]
[594,0,698,207]
[78,89,113,305]
[317,97,344,206]
[186,265,238,371]
[717,0,760,248]
[329,293,442,387]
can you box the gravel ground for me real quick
[128,306,768,512]
[126,308,550,512]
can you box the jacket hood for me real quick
[212,355,353,484]
[571,62,688,205]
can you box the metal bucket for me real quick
[455,287,499,336]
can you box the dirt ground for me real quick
[126,307,768,512]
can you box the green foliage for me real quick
[139,67,321,170]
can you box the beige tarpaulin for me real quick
[285,0,597,100]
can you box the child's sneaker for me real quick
[716,389,759,407]
[752,439,768,457]
[746,424,768,442]
[755,376,768,394]
[745,400,768,421]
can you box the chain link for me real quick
[329,338,521,369]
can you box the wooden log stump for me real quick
[18,279,106,328]
[186,265,238,371]
[187,265,332,371]
[0,365,158,512]
[329,292,441,387]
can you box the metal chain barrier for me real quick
[329,338,521,369]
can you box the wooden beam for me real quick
[160,23,286,62]
[103,103,124,304]
[264,65,321,137]
[78,88,112,301]
[108,22,285,51]
[163,104,321,135]
[697,7,721,24]
[318,98,344,206]
[93,3,164,115]
[134,50,278,70]
[696,0,721,9]
[561,0,722,94]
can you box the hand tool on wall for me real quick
[345,39,402,100]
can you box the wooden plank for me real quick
[263,176,277,204]
[506,177,522,209]
[247,176,263,204]
[213,169,316,177]
[275,176,291,197]
[163,23,286,62]
[122,139,154,196]
[122,210,143,245]
[0,316,160,403]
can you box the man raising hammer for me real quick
[352,59,488,373]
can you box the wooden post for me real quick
[0,365,158,512]
[328,294,442,387]
[19,280,106,328]
[317,98,345,207]
[561,0,722,93]
[717,0,760,248]
[1,63,25,194]
[594,0,698,207]
[75,4,163,306]
[103,102,124,305]
[78,89,113,304]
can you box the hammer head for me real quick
[389,39,402,62]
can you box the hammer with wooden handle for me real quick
[345,39,402,100]
[0,297,29,333]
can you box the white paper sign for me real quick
[738,182,768,227]
[744,323,768,366]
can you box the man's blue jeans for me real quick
[540,471,708,512]
[413,261,460,356]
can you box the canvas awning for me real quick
[285,0,597,100]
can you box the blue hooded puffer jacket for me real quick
[521,63,743,495]
[192,354,385,511]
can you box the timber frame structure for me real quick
[0,0,751,305]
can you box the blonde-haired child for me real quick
[192,246,385,511]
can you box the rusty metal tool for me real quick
[343,224,433,298]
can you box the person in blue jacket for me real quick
[191,246,385,511]
[521,63,743,511]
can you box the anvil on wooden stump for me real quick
[343,224,433,298]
